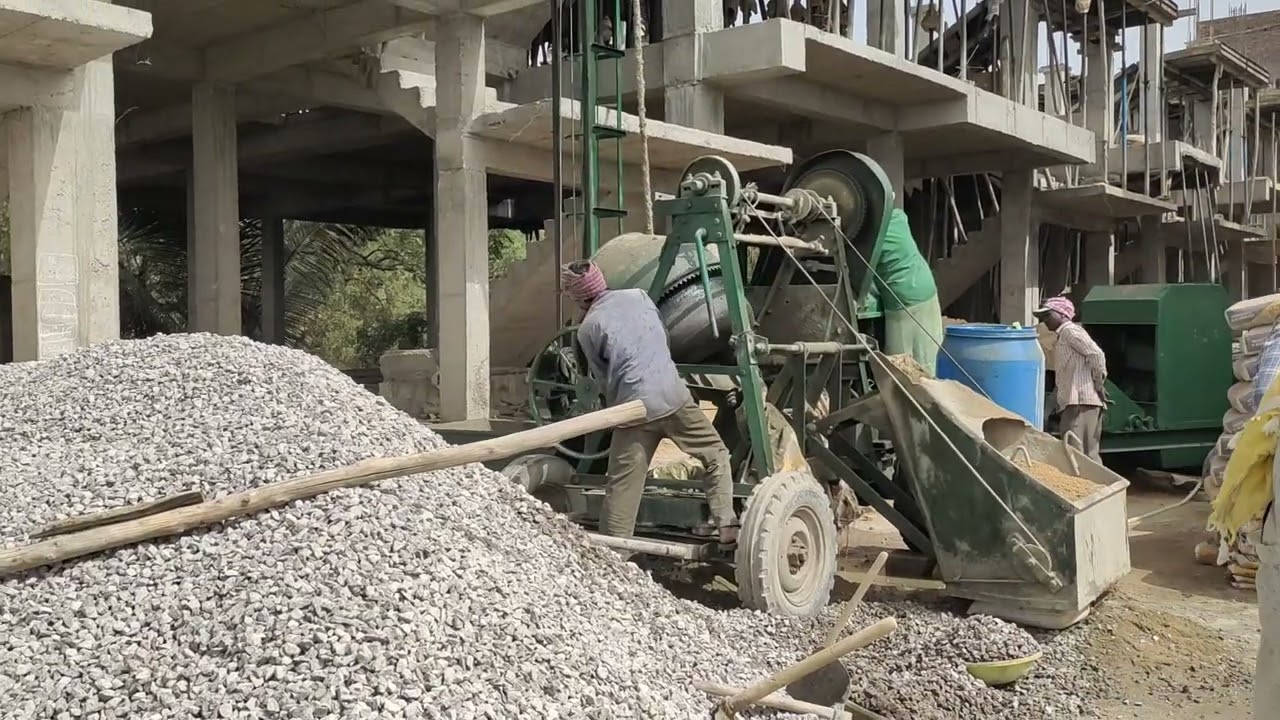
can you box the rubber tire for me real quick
[502,453,575,515]
[734,471,839,617]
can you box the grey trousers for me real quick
[600,401,736,538]
[1060,404,1103,463]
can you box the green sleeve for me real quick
[873,209,938,311]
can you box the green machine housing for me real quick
[1078,283,1233,471]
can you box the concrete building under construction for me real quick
[1,0,1279,423]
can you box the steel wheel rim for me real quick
[779,508,823,599]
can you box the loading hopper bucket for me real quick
[871,354,1130,629]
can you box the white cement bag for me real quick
[1229,380,1259,414]
[1224,408,1249,434]
[1242,325,1274,355]
[1234,353,1262,382]
[1226,294,1280,333]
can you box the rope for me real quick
[631,0,654,235]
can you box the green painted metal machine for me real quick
[503,152,1131,628]
[1075,284,1233,472]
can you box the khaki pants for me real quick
[1259,507,1280,719]
[600,401,736,538]
[1060,404,1103,463]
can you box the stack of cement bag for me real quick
[1196,294,1280,589]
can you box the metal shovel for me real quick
[786,551,890,706]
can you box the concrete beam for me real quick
[116,92,307,147]
[203,0,436,84]
[188,83,241,335]
[119,113,415,183]
[381,33,527,79]
[732,78,897,132]
[0,64,81,110]
[390,0,545,17]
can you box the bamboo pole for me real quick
[0,400,647,578]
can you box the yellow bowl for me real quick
[965,651,1044,687]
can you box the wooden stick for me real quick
[825,551,889,647]
[0,400,646,578]
[30,490,205,539]
[698,681,848,719]
[721,617,897,715]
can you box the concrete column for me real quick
[865,132,905,209]
[435,13,490,421]
[1225,239,1246,302]
[868,0,907,57]
[8,106,77,361]
[260,216,285,344]
[1083,37,1114,178]
[74,58,120,347]
[190,82,241,335]
[1041,64,1067,116]
[1041,231,1071,296]
[999,0,1038,106]
[999,170,1038,325]
[8,59,120,361]
[1226,88,1248,183]
[1140,24,1163,142]
[662,0,724,131]
[1138,220,1166,283]
[1192,99,1214,152]
[1082,231,1115,296]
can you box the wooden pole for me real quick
[825,551,889,647]
[720,617,898,715]
[30,490,204,539]
[698,681,849,719]
[0,400,646,578]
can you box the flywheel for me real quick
[734,470,839,617]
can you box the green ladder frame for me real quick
[570,0,628,258]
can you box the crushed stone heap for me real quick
[0,335,1097,719]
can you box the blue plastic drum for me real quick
[935,324,1046,428]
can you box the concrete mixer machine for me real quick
[507,151,1131,628]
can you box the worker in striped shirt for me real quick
[1033,296,1108,463]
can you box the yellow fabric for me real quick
[1210,372,1280,541]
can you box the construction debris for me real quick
[1,335,1100,719]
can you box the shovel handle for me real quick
[698,682,847,719]
[825,551,889,647]
[722,616,897,715]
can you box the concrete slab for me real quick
[1171,177,1276,214]
[702,20,966,104]
[1165,41,1271,92]
[0,0,152,70]
[470,99,792,174]
[1163,216,1265,246]
[1036,183,1176,218]
[1106,140,1221,177]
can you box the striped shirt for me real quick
[1053,321,1107,408]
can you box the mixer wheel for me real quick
[502,453,575,515]
[735,471,838,617]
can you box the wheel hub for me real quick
[780,511,821,595]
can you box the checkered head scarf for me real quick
[561,260,608,306]
[1035,296,1076,320]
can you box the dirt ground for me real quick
[836,479,1259,719]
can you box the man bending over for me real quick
[563,260,738,544]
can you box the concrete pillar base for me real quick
[999,171,1039,325]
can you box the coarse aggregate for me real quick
[0,335,1100,719]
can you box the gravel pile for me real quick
[0,335,1098,719]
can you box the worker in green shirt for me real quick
[873,207,944,375]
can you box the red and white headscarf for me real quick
[561,260,608,306]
